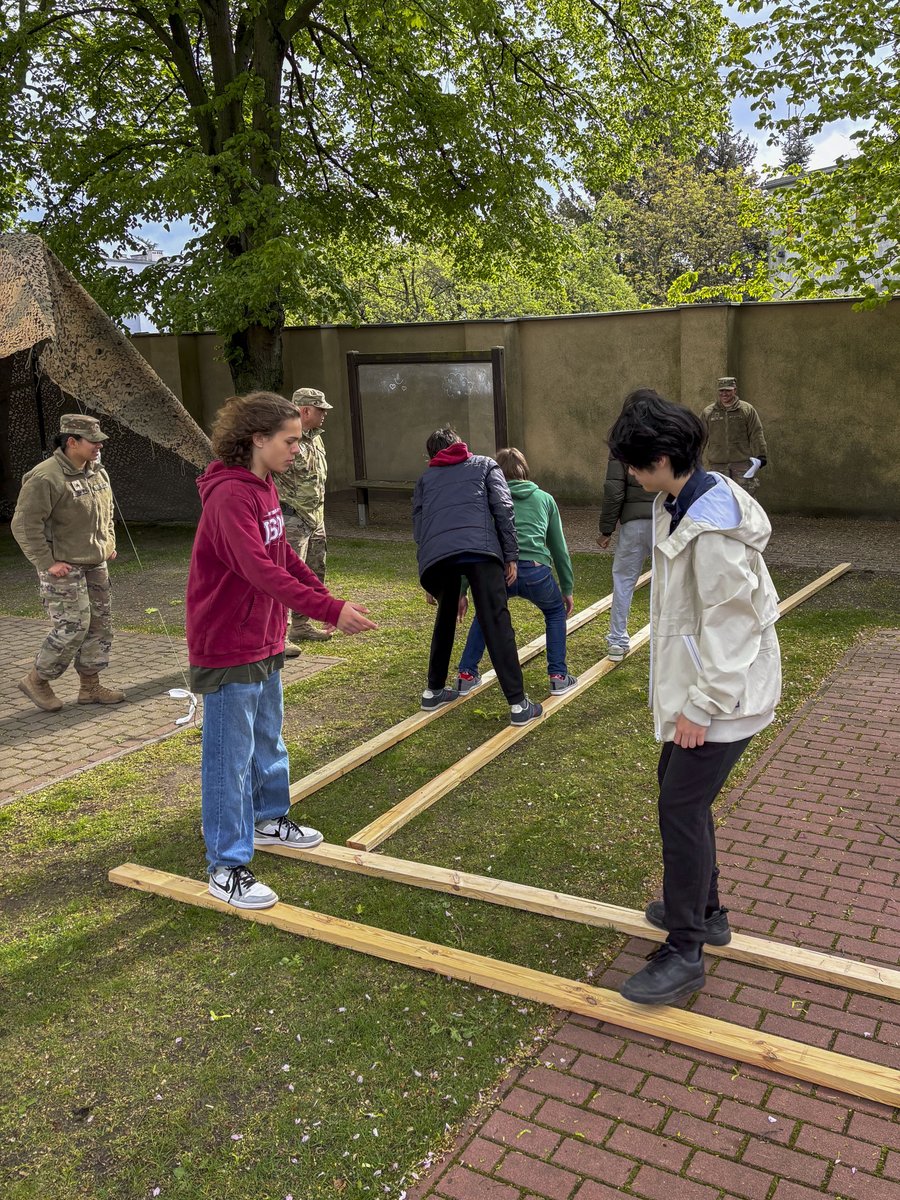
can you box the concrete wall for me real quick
[132,297,900,518]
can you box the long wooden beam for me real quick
[345,563,853,853]
[259,840,900,1002]
[288,573,651,803]
[109,862,900,1106]
[347,624,652,851]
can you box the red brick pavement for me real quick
[407,630,900,1200]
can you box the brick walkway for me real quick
[0,616,342,806]
[409,630,900,1200]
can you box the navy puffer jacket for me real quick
[412,449,518,581]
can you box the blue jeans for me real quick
[201,670,291,872]
[459,562,568,677]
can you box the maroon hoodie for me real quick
[186,461,345,668]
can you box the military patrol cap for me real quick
[60,413,109,442]
[717,377,737,391]
[291,387,333,410]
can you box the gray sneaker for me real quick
[549,673,578,694]
[510,697,543,726]
[254,816,323,849]
[421,687,459,711]
[456,671,482,695]
[209,865,278,909]
[607,644,628,663]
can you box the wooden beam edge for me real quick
[108,862,900,1107]
[258,841,900,1002]
[288,573,651,802]
[346,626,652,851]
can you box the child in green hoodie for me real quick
[457,448,577,695]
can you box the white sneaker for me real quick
[607,644,628,663]
[254,815,324,849]
[209,865,278,909]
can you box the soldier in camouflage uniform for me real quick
[701,377,768,496]
[11,414,126,711]
[275,387,333,653]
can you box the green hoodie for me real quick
[508,479,574,596]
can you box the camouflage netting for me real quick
[0,234,213,522]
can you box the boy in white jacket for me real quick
[607,392,781,1005]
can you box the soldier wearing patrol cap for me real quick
[701,377,768,495]
[275,387,334,652]
[10,413,125,711]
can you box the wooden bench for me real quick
[353,479,416,527]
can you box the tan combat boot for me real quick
[77,673,126,705]
[290,623,333,643]
[18,668,63,712]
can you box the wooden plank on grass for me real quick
[347,625,652,851]
[109,862,900,1106]
[259,841,900,1002]
[288,572,651,803]
[344,562,853,853]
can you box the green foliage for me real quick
[0,0,726,385]
[568,152,771,308]
[729,3,900,302]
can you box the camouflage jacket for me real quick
[701,398,768,465]
[11,449,115,571]
[275,428,327,528]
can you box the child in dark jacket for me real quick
[187,392,376,910]
[412,427,542,726]
[457,447,577,695]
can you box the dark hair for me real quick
[53,432,78,452]
[495,447,529,481]
[426,426,461,458]
[607,389,707,478]
[211,392,301,467]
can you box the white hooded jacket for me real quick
[650,473,782,743]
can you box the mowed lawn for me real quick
[0,526,895,1200]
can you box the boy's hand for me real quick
[596,535,611,550]
[674,713,707,749]
[335,602,377,635]
[457,595,468,624]
[504,561,517,586]
[47,561,71,578]
[563,594,574,617]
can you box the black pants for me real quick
[422,559,525,705]
[658,736,752,952]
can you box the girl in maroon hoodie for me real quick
[187,392,375,909]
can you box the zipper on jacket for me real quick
[682,634,703,672]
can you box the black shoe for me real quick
[621,943,705,1006]
[510,697,543,726]
[421,687,459,711]
[645,900,732,947]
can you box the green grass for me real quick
[0,528,897,1200]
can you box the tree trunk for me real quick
[224,313,285,394]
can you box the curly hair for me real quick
[211,392,301,468]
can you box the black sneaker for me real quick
[621,943,705,1006]
[510,697,543,726]
[421,687,459,711]
[645,900,732,947]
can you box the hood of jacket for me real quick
[429,442,471,467]
[197,459,271,505]
[508,479,539,499]
[657,474,771,560]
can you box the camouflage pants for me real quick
[35,564,113,681]
[283,516,327,631]
[709,460,761,496]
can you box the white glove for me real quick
[743,457,762,480]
